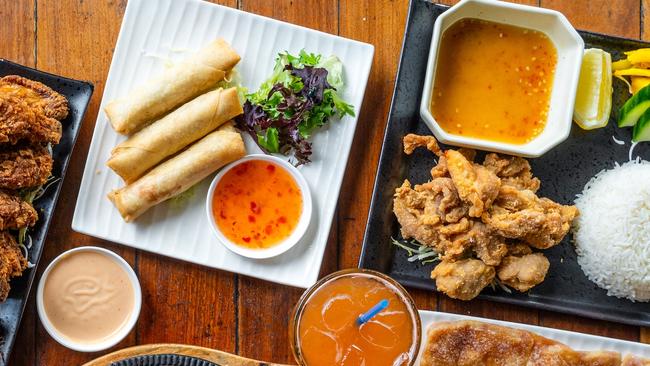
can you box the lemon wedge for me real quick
[573,48,612,130]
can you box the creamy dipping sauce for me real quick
[431,18,557,144]
[42,250,135,344]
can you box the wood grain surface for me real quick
[1,0,646,364]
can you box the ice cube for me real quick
[321,294,356,332]
[359,319,399,349]
[301,326,342,363]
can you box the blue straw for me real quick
[357,299,389,325]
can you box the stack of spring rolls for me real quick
[104,39,246,222]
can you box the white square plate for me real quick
[416,310,650,364]
[72,0,374,288]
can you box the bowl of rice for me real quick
[573,159,650,302]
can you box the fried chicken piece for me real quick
[458,148,476,162]
[0,231,26,301]
[431,259,495,301]
[445,149,500,218]
[484,186,578,249]
[506,242,533,256]
[497,253,550,292]
[0,75,68,120]
[436,220,508,265]
[421,320,622,366]
[0,75,68,145]
[0,191,37,230]
[483,153,541,192]
[437,218,473,261]
[403,133,442,156]
[0,144,53,189]
[393,178,469,252]
[463,221,507,266]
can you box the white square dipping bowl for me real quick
[420,0,584,157]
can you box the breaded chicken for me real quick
[483,153,541,192]
[483,186,579,249]
[0,231,27,301]
[431,259,495,301]
[497,253,550,292]
[393,134,578,300]
[0,144,53,189]
[0,75,68,120]
[445,149,501,218]
[0,191,37,230]
[0,75,68,145]
[393,178,469,255]
[404,133,442,156]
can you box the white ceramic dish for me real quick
[415,310,650,365]
[36,246,141,353]
[71,0,374,288]
[206,154,312,259]
[420,0,584,157]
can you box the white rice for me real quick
[573,159,650,302]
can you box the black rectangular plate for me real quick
[0,59,93,364]
[359,0,650,327]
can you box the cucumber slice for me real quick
[633,108,650,141]
[618,83,650,127]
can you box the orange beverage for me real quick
[290,269,421,366]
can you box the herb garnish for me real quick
[236,50,355,165]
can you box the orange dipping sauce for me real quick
[431,18,557,144]
[291,271,420,366]
[212,160,302,249]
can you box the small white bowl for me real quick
[36,246,141,352]
[206,154,313,259]
[420,0,584,157]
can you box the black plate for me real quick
[359,1,650,327]
[0,59,93,364]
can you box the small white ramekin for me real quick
[420,0,584,157]
[206,154,313,259]
[36,246,142,352]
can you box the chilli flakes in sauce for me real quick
[213,160,302,248]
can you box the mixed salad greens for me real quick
[236,50,355,165]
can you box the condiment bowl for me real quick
[420,0,584,157]
[206,154,313,259]
[36,246,142,352]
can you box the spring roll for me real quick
[108,123,245,222]
[105,38,240,134]
[106,87,242,183]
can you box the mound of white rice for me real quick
[573,159,650,302]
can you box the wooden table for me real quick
[3,0,648,364]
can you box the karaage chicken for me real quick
[485,185,578,249]
[445,149,500,217]
[497,253,550,292]
[431,259,495,301]
[483,153,541,192]
[393,134,578,300]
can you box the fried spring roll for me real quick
[105,39,240,134]
[108,123,245,222]
[106,87,242,183]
